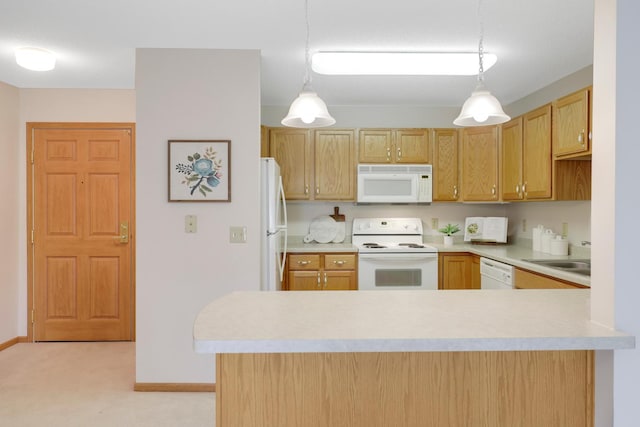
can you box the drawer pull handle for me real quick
[297,260,311,265]
[333,260,346,266]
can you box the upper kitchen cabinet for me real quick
[552,87,592,158]
[313,129,356,200]
[432,129,460,201]
[461,125,499,201]
[269,128,313,200]
[502,105,553,201]
[267,127,356,201]
[358,129,430,164]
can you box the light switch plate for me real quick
[431,218,439,230]
[562,222,568,237]
[185,215,197,233]
[230,226,247,243]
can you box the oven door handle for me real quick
[359,253,438,261]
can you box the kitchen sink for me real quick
[522,259,591,276]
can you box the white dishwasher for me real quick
[479,257,514,290]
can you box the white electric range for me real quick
[352,218,438,290]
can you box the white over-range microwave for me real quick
[357,164,433,204]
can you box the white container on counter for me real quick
[550,236,569,256]
[532,224,544,252]
[541,229,556,254]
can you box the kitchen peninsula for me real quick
[194,290,633,426]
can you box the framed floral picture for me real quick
[168,140,231,202]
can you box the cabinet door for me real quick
[324,271,357,290]
[314,130,355,200]
[358,130,392,163]
[553,89,590,157]
[394,129,430,163]
[432,129,459,201]
[439,254,473,290]
[523,104,552,200]
[288,271,321,291]
[514,268,585,289]
[269,128,312,200]
[461,126,499,201]
[471,255,481,290]
[501,118,524,201]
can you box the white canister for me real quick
[532,224,544,252]
[541,229,556,254]
[550,236,569,256]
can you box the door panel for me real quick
[32,125,134,341]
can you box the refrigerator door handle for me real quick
[279,229,288,283]
[277,175,287,230]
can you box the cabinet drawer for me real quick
[288,254,321,270]
[324,254,356,270]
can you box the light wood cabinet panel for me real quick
[395,129,430,163]
[554,159,592,200]
[288,270,321,291]
[324,271,357,290]
[438,253,480,290]
[314,130,355,200]
[269,128,312,200]
[461,125,499,201]
[288,254,321,270]
[260,125,270,157]
[432,129,460,201]
[268,128,355,201]
[553,88,591,158]
[471,254,481,290]
[523,104,552,199]
[515,268,587,289]
[218,350,594,427]
[501,117,524,201]
[286,253,357,291]
[358,129,393,163]
[358,129,429,163]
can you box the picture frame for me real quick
[168,140,231,202]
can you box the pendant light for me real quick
[281,0,335,128]
[453,0,510,127]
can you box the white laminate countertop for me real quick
[194,290,634,354]
[287,236,591,287]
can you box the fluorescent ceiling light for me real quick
[15,47,56,71]
[312,52,497,76]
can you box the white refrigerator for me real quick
[260,158,288,291]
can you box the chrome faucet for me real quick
[581,241,591,247]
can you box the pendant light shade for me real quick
[453,82,510,126]
[454,0,509,127]
[281,0,335,128]
[281,87,336,128]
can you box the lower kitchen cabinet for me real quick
[439,253,481,290]
[286,253,357,291]
[514,268,587,289]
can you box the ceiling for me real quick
[0,0,593,108]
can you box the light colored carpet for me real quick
[0,342,214,427]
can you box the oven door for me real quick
[358,253,438,290]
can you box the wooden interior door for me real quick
[30,123,134,341]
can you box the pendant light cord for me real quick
[477,0,485,84]
[303,0,312,89]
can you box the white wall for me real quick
[16,89,136,336]
[592,0,640,425]
[0,81,20,343]
[135,49,261,383]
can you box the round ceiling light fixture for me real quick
[15,47,56,71]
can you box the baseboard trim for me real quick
[134,382,215,392]
[0,336,28,351]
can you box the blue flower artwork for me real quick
[169,140,230,202]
